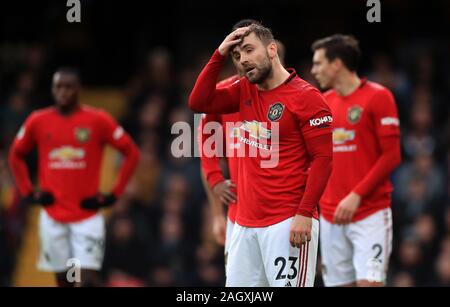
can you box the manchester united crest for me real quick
[348,105,363,124]
[267,102,285,122]
[75,127,91,143]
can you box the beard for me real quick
[245,55,273,84]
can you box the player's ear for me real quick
[267,42,277,59]
[331,58,343,71]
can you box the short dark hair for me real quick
[245,23,275,46]
[311,34,361,72]
[232,19,261,31]
[54,67,81,82]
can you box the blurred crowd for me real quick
[0,33,449,287]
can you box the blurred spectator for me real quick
[430,250,450,286]
[394,153,446,226]
[102,215,152,284]
[402,101,436,160]
[0,92,30,148]
[391,271,416,287]
[391,236,426,283]
[369,52,412,121]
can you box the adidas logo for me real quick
[284,281,292,287]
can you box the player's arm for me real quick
[198,114,236,245]
[81,111,140,210]
[188,28,249,114]
[289,91,333,248]
[199,116,227,247]
[8,113,54,206]
[201,169,226,246]
[199,114,237,204]
[334,90,401,224]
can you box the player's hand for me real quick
[333,192,361,225]
[289,214,312,248]
[23,190,55,207]
[212,180,237,205]
[218,27,250,56]
[212,214,227,246]
[81,193,117,210]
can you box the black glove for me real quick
[81,193,117,210]
[23,191,55,207]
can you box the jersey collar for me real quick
[283,68,297,85]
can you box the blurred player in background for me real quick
[311,35,401,287]
[8,68,140,287]
[199,20,286,268]
[190,23,332,287]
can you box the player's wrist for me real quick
[23,190,54,206]
[81,192,117,210]
[351,191,362,198]
[295,209,314,218]
[210,176,226,190]
[215,48,228,58]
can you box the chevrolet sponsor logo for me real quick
[332,128,355,145]
[49,146,85,161]
[240,120,271,140]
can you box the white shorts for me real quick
[320,208,393,286]
[38,210,105,272]
[224,217,235,258]
[226,217,319,287]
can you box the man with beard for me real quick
[189,23,333,287]
[198,20,287,272]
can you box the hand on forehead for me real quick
[231,31,259,53]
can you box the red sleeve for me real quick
[288,90,333,217]
[297,133,333,217]
[353,89,401,197]
[8,113,38,196]
[188,49,240,114]
[198,114,226,188]
[297,90,333,139]
[98,111,140,197]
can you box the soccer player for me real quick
[199,20,287,264]
[8,68,140,287]
[311,35,401,287]
[198,20,255,256]
[189,23,333,287]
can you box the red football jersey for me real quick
[199,75,240,222]
[320,79,401,222]
[189,50,333,227]
[9,105,139,223]
[235,73,331,227]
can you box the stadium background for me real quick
[0,0,449,286]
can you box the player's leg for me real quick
[259,217,319,287]
[348,208,393,287]
[319,216,356,287]
[69,213,105,287]
[224,217,235,269]
[37,209,73,287]
[226,223,267,286]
